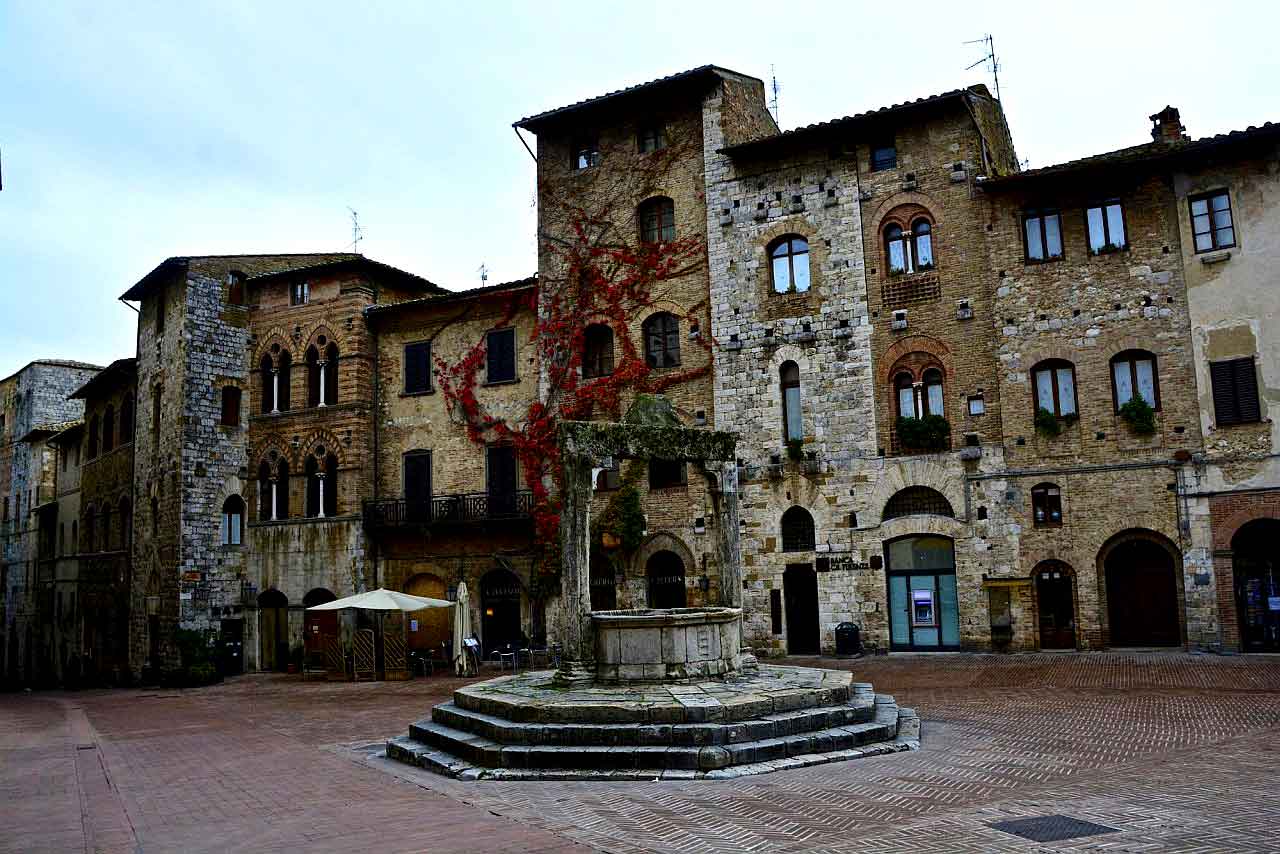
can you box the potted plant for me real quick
[896,415,950,452]
[1035,407,1062,438]
[1119,397,1157,434]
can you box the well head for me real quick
[592,606,743,683]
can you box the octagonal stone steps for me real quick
[385,686,919,781]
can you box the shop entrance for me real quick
[1104,536,1180,647]
[1035,562,1076,649]
[480,569,523,657]
[783,564,819,655]
[1233,519,1280,652]
[403,573,450,654]
[886,535,960,650]
[257,589,290,671]
[646,550,687,609]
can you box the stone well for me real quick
[593,607,742,683]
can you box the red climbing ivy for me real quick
[434,140,713,581]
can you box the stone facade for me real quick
[0,359,100,686]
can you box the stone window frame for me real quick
[780,505,816,553]
[755,220,825,319]
[1030,482,1064,528]
[766,234,811,295]
[220,495,245,546]
[1022,207,1065,264]
[1188,189,1236,253]
[780,360,803,442]
[1030,359,1079,419]
[581,323,615,379]
[637,196,676,244]
[883,212,936,275]
[641,312,681,370]
[219,385,243,429]
[1109,349,1161,412]
[890,355,947,420]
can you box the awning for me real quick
[305,588,453,612]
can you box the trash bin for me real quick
[835,622,861,656]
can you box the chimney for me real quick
[1150,106,1187,143]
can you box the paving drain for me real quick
[988,815,1120,843]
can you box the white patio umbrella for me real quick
[453,582,473,676]
[306,588,452,612]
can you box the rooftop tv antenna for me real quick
[769,65,780,125]
[347,207,363,253]
[478,264,489,286]
[964,34,1002,102]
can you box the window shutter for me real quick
[1210,361,1239,425]
[1233,358,1261,423]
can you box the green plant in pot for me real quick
[1035,407,1062,438]
[1119,397,1157,434]
[896,414,950,451]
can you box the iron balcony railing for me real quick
[363,490,534,530]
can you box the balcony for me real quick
[363,491,534,532]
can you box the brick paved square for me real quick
[3,652,1279,853]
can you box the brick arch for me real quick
[867,190,944,231]
[1094,527,1186,648]
[302,323,343,356]
[630,531,696,578]
[298,429,346,467]
[1013,342,1080,375]
[878,202,936,232]
[867,460,965,527]
[250,438,296,473]
[880,335,955,391]
[253,333,295,368]
[1214,507,1280,552]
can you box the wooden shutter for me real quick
[404,343,431,393]
[1211,358,1261,426]
[487,330,515,382]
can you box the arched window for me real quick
[885,217,936,274]
[277,351,292,411]
[306,450,338,518]
[643,312,680,369]
[100,505,111,551]
[119,395,134,445]
[221,495,244,545]
[306,345,321,407]
[71,520,77,555]
[1031,359,1077,417]
[768,235,810,294]
[102,405,115,453]
[257,461,273,522]
[912,219,934,269]
[323,342,339,406]
[87,415,100,459]
[582,324,614,379]
[780,361,802,441]
[638,196,675,244]
[883,486,954,520]
[923,368,944,417]
[780,506,816,552]
[894,372,916,419]
[260,355,276,414]
[1031,483,1063,527]
[1111,349,1159,411]
[83,506,95,552]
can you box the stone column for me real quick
[554,446,595,687]
[705,460,756,672]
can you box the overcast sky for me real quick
[2,1,1275,378]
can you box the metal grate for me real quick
[883,486,954,520]
[882,273,940,309]
[989,815,1119,843]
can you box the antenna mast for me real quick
[347,207,363,253]
[769,65,780,125]
[964,34,1002,102]
[477,264,489,286]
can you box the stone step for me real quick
[430,693,876,748]
[452,677,873,726]
[395,699,901,773]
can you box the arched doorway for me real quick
[403,573,450,654]
[1232,519,1280,652]
[886,535,960,650]
[646,550,687,609]
[302,588,337,664]
[589,553,617,612]
[1034,561,1077,649]
[1103,533,1180,647]
[258,589,290,671]
[480,569,523,657]
[783,564,819,654]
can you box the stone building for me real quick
[512,66,773,628]
[0,359,101,686]
[364,278,541,657]
[118,254,439,679]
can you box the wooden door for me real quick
[784,564,819,655]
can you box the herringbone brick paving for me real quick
[3,652,1278,852]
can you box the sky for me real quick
[2,0,1276,378]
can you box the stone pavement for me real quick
[3,652,1280,852]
